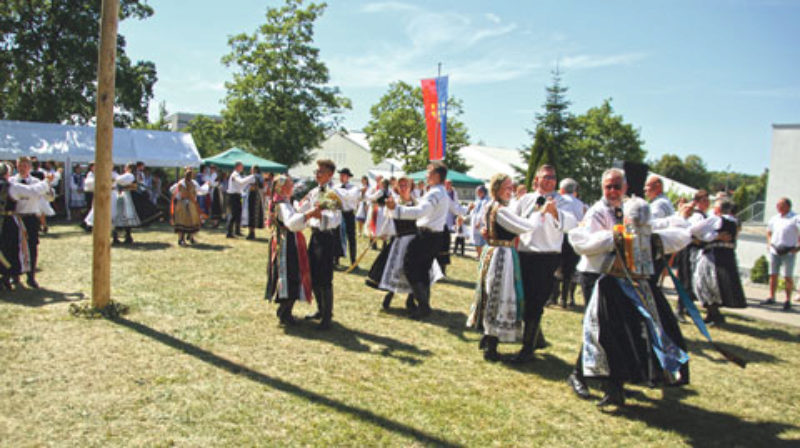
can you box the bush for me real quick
[750,255,769,283]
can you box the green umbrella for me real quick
[202,147,288,173]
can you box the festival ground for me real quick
[1,224,799,446]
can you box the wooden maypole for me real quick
[91,0,120,309]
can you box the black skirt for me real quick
[366,237,395,289]
[130,190,161,226]
[0,216,24,276]
[711,247,748,308]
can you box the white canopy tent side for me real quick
[0,119,202,218]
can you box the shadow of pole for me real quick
[112,317,461,447]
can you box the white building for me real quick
[459,144,522,182]
[765,124,800,219]
[291,131,402,179]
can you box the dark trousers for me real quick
[518,251,561,353]
[555,239,580,305]
[453,236,465,256]
[226,193,242,236]
[342,210,357,264]
[309,229,336,324]
[404,230,443,311]
[20,215,39,279]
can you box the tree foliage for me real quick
[185,116,229,158]
[566,100,645,201]
[220,0,350,167]
[518,69,572,187]
[364,80,470,174]
[0,0,157,127]
[649,153,710,189]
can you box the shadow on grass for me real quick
[686,338,781,365]
[717,314,800,344]
[381,307,473,342]
[498,352,575,383]
[437,277,476,290]
[183,242,231,252]
[0,287,85,307]
[618,399,798,447]
[40,227,90,239]
[113,241,172,251]
[284,321,432,366]
[112,317,459,447]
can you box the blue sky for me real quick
[119,0,800,174]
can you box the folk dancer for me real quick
[510,164,578,363]
[68,164,87,218]
[470,185,489,258]
[674,190,710,321]
[690,198,748,324]
[225,161,256,238]
[170,168,210,246]
[566,169,691,407]
[296,159,360,329]
[335,168,359,268]
[366,176,443,311]
[244,166,266,240]
[467,174,538,361]
[265,175,319,325]
[205,165,224,228]
[385,161,466,319]
[2,160,55,289]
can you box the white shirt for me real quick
[276,201,308,232]
[767,211,800,254]
[514,191,578,253]
[560,193,586,222]
[296,182,361,231]
[569,199,691,274]
[336,182,359,212]
[9,174,51,214]
[444,188,460,228]
[84,171,95,192]
[649,194,675,219]
[226,171,256,195]
[388,184,464,232]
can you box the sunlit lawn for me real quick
[1,223,799,446]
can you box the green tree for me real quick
[567,99,645,201]
[185,115,229,158]
[517,68,572,186]
[220,0,350,167]
[649,153,710,189]
[0,0,157,127]
[364,80,470,174]
[131,101,170,131]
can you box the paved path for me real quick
[661,282,800,330]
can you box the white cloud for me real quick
[560,52,647,69]
[485,13,501,24]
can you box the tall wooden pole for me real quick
[92,0,120,309]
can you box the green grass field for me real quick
[1,223,799,447]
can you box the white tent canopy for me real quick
[0,119,201,167]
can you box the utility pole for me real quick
[91,0,119,309]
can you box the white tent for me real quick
[0,119,201,167]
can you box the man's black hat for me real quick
[338,167,354,177]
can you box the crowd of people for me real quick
[2,154,798,409]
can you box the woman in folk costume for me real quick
[689,197,747,325]
[129,163,162,227]
[244,165,266,240]
[0,163,54,290]
[355,175,370,236]
[366,176,444,312]
[568,180,692,407]
[68,164,87,214]
[466,173,538,362]
[206,165,225,228]
[110,164,142,245]
[265,175,319,325]
[170,167,209,246]
[364,177,390,242]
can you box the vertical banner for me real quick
[421,76,448,160]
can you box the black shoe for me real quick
[763,297,776,305]
[483,349,501,362]
[317,320,332,330]
[226,234,235,239]
[535,334,549,350]
[188,236,196,245]
[246,233,255,240]
[236,231,244,237]
[412,306,432,320]
[382,292,393,310]
[26,276,39,289]
[305,311,322,321]
[782,301,791,311]
[178,240,187,247]
[279,313,297,326]
[405,295,417,313]
[124,237,134,245]
[112,239,121,246]
[597,384,625,408]
[478,335,488,350]
[567,373,590,399]
[1,277,11,291]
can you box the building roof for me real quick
[459,144,522,181]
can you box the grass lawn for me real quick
[1,223,799,447]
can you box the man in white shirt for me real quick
[552,177,586,308]
[225,161,255,238]
[510,164,578,363]
[386,161,459,319]
[297,159,360,329]
[9,156,54,289]
[644,175,675,219]
[765,197,800,310]
[335,167,359,268]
